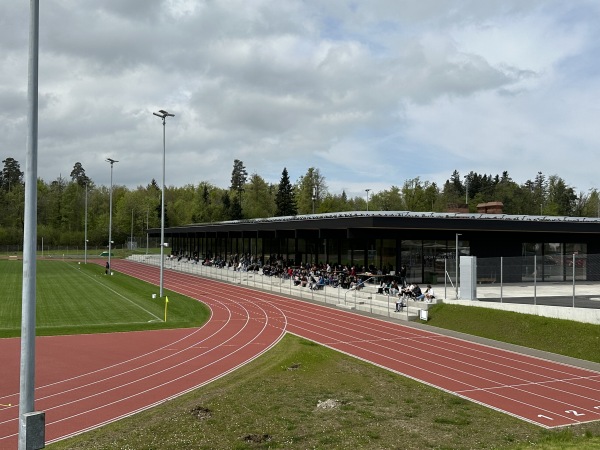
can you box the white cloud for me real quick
[1,0,599,199]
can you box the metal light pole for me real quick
[146,207,149,255]
[464,175,468,207]
[455,233,462,299]
[106,158,118,273]
[153,109,175,297]
[20,1,46,448]
[84,182,88,264]
[130,208,134,250]
[312,186,316,214]
[365,188,371,211]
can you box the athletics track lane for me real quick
[0,261,287,447]
[116,260,600,428]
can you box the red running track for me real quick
[0,260,287,448]
[2,260,600,447]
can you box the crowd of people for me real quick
[168,251,388,289]
[383,282,436,312]
[166,251,436,306]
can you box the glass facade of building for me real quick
[161,212,600,284]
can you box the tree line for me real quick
[1,156,599,247]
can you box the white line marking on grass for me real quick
[66,261,163,323]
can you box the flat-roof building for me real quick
[151,211,600,284]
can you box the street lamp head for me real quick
[106,158,119,165]
[154,109,175,119]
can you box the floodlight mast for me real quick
[19,1,43,448]
[106,158,119,274]
[153,109,175,298]
[84,182,88,264]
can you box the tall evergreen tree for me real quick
[147,178,160,192]
[230,159,248,196]
[1,157,24,192]
[275,167,297,216]
[230,196,243,220]
[70,161,91,187]
[230,159,247,218]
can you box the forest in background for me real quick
[1,156,599,247]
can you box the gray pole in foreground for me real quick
[455,233,461,299]
[153,110,175,298]
[106,159,118,274]
[130,209,134,249]
[146,207,149,255]
[84,183,88,264]
[19,1,44,449]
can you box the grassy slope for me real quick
[425,303,600,363]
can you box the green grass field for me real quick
[0,259,210,337]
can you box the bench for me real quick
[477,277,496,284]
[8,255,18,260]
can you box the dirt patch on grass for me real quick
[242,433,271,443]
[316,398,341,409]
[190,406,212,421]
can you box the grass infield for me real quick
[0,259,210,337]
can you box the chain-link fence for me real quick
[2,237,162,259]
[466,254,600,309]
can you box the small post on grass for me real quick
[164,296,169,322]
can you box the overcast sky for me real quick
[2,1,600,198]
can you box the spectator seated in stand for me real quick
[340,274,349,289]
[401,283,417,299]
[421,284,435,302]
[329,273,339,288]
[389,280,400,297]
[395,296,405,312]
[384,280,391,295]
[301,275,308,287]
[355,277,365,290]
[412,284,423,300]
[312,275,326,290]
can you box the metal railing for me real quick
[127,255,422,320]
